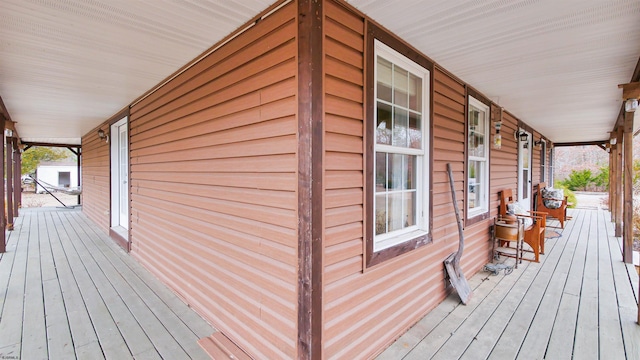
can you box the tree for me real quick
[21,147,71,175]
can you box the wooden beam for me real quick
[553,140,607,147]
[623,111,634,263]
[21,141,81,149]
[618,82,640,100]
[0,96,12,123]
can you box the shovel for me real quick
[444,163,472,304]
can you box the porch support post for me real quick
[6,137,14,231]
[77,147,81,205]
[609,141,616,223]
[622,110,634,264]
[615,127,623,237]
[297,0,323,358]
[13,142,20,216]
[609,139,616,223]
[0,116,5,252]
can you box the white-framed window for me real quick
[373,40,430,252]
[467,96,489,218]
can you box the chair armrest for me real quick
[530,211,547,217]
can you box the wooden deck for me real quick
[0,207,215,359]
[379,208,640,360]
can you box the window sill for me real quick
[466,210,489,226]
[367,231,432,268]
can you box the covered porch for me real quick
[379,207,640,359]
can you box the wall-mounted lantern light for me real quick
[625,98,638,113]
[514,130,529,142]
[98,129,109,143]
[493,121,502,149]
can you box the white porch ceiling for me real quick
[1,0,639,145]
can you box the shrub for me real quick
[592,165,609,190]
[561,169,593,191]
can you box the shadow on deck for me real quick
[0,207,215,359]
[379,208,640,360]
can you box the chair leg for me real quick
[524,235,540,263]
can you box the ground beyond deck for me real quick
[379,208,640,359]
[0,207,215,359]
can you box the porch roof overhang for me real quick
[1,0,639,146]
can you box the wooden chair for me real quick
[536,182,568,229]
[499,189,547,263]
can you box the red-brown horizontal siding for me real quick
[128,3,298,358]
[321,6,497,353]
[81,127,111,233]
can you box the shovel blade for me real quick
[444,253,472,305]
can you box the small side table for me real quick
[493,217,524,268]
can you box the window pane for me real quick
[476,108,486,136]
[376,152,387,191]
[404,191,417,227]
[469,107,486,158]
[469,133,485,157]
[393,65,408,107]
[409,112,422,149]
[377,57,392,102]
[388,192,404,232]
[393,107,408,147]
[389,154,405,190]
[376,102,392,145]
[406,155,416,190]
[468,160,483,210]
[409,73,422,112]
[375,194,387,235]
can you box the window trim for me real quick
[365,23,433,268]
[465,89,491,225]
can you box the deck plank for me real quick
[572,211,600,360]
[403,271,508,359]
[39,211,76,359]
[0,207,216,360]
[597,210,626,360]
[21,211,49,359]
[45,210,104,358]
[487,216,573,359]
[431,258,531,360]
[71,211,214,359]
[49,210,133,359]
[545,210,589,358]
[380,208,639,360]
[73,212,214,340]
[61,211,202,360]
[514,212,580,360]
[0,212,30,358]
[603,211,640,360]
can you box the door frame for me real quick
[109,113,130,251]
[517,127,533,211]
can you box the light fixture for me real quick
[610,137,617,145]
[493,121,502,149]
[514,130,529,142]
[98,129,109,143]
[625,98,638,113]
[4,129,13,137]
